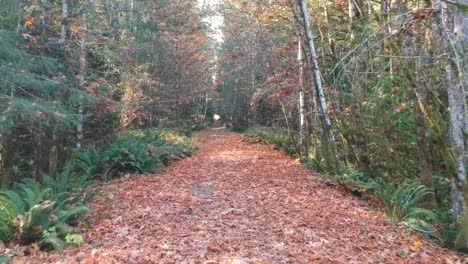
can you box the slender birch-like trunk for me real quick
[59,0,68,51]
[296,0,337,157]
[77,3,88,149]
[348,0,356,42]
[323,3,336,60]
[297,39,308,160]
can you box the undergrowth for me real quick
[0,127,195,257]
[75,128,195,180]
[339,172,458,247]
[0,176,89,250]
[243,125,459,248]
[243,126,298,156]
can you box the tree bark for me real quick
[59,0,68,52]
[48,127,59,180]
[76,1,89,149]
[436,0,468,249]
[293,0,338,164]
[33,128,42,182]
[298,39,308,160]
[323,2,337,60]
[414,92,437,208]
[348,0,356,43]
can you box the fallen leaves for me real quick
[410,239,424,252]
[10,129,466,263]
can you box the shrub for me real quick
[74,147,102,180]
[244,126,298,155]
[374,181,433,222]
[0,197,15,242]
[65,234,84,247]
[0,127,195,247]
[0,179,51,214]
[338,171,458,245]
[339,172,378,194]
[40,227,65,251]
[0,177,89,245]
[401,206,459,247]
[101,135,162,179]
[79,128,195,180]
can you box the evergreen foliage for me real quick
[0,197,15,242]
[0,176,89,244]
[244,126,299,156]
[76,128,195,180]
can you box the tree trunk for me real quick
[0,134,13,188]
[437,0,468,249]
[59,0,68,52]
[323,3,337,61]
[204,91,209,124]
[381,0,390,48]
[76,2,89,149]
[348,58,371,176]
[381,0,394,74]
[294,0,338,165]
[33,128,42,182]
[453,0,468,169]
[298,39,308,161]
[401,2,438,208]
[414,92,437,208]
[348,0,356,43]
[48,126,59,180]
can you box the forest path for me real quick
[26,128,462,263]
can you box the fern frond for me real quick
[55,205,90,222]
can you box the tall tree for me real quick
[291,0,337,165]
[437,0,468,249]
[297,39,308,160]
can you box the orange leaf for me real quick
[410,239,424,252]
[25,17,34,26]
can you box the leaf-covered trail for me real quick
[25,129,463,263]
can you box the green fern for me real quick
[401,207,459,246]
[40,227,65,252]
[65,234,84,247]
[97,128,194,178]
[401,218,440,240]
[344,172,377,192]
[53,204,90,223]
[42,172,89,199]
[0,189,26,214]
[19,201,55,244]
[375,181,433,222]
[0,176,90,245]
[76,147,102,179]
[101,136,160,177]
[244,126,299,155]
[0,179,52,214]
[0,197,15,242]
